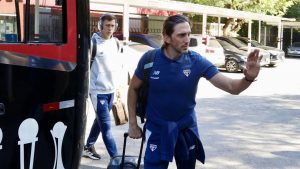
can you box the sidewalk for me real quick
[79,92,143,169]
[79,58,300,169]
[79,96,184,169]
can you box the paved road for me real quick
[80,58,300,169]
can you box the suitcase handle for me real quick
[121,130,145,169]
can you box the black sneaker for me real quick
[82,145,101,160]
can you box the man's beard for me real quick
[170,45,188,55]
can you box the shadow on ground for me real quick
[196,94,300,169]
[80,94,300,169]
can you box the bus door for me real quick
[0,0,90,168]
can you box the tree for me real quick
[177,0,300,36]
[283,2,300,50]
[284,1,300,19]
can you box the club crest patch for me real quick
[100,100,105,105]
[183,69,191,77]
[149,144,157,152]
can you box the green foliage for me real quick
[178,0,299,16]
[177,0,300,36]
[284,2,300,19]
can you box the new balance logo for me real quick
[153,70,160,75]
[189,145,195,150]
[150,70,160,80]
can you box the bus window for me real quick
[28,0,65,43]
[0,0,65,43]
[0,0,76,71]
[0,2,17,42]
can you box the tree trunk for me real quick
[231,19,245,36]
[222,18,234,36]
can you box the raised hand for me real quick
[243,49,262,81]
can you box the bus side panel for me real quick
[0,0,90,168]
[0,63,80,169]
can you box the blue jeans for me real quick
[85,93,118,157]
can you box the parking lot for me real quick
[80,57,300,169]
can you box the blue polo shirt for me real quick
[135,48,219,164]
[135,48,218,122]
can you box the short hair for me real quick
[100,13,117,23]
[98,13,117,30]
[162,15,190,47]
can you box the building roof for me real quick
[90,0,283,23]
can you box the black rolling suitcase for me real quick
[107,132,145,169]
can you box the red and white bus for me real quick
[0,0,90,168]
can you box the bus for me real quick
[0,0,90,168]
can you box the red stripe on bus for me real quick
[43,102,60,112]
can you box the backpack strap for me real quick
[138,49,157,123]
[91,36,97,64]
[143,49,156,83]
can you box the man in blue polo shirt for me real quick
[127,14,261,169]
